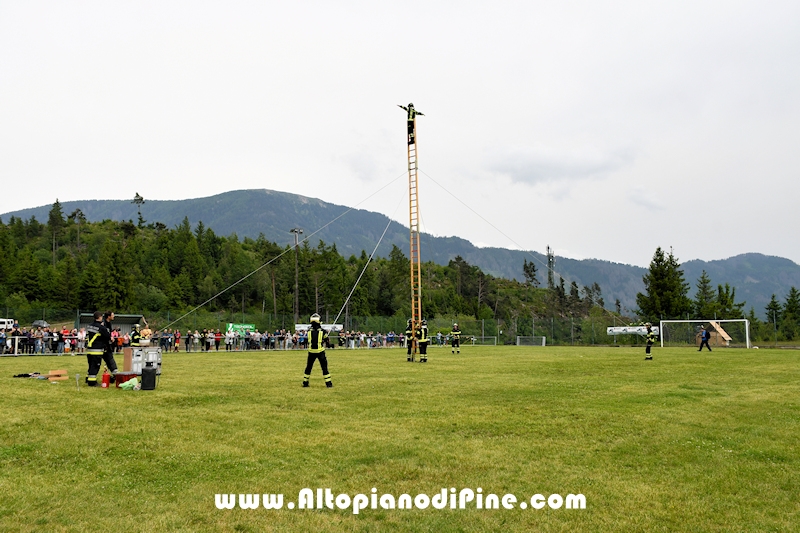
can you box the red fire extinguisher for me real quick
[101,368,110,388]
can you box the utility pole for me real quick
[290,228,303,325]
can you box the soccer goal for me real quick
[469,336,497,346]
[516,336,547,346]
[659,319,751,349]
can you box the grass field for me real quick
[1,345,799,532]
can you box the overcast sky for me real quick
[2,1,799,268]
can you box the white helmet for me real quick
[310,313,321,323]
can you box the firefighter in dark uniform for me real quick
[101,311,119,381]
[406,319,415,362]
[85,311,110,386]
[451,323,461,354]
[418,319,429,362]
[645,323,655,360]
[303,314,333,388]
[130,324,142,347]
[398,103,424,145]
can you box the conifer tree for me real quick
[523,258,539,287]
[765,294,782,325]
[693,270,717,318]
[636,247,692,321]
[715,283,745,319]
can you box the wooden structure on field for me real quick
[696,321,733,347]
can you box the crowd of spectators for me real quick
[0,324,87,355]
[2,324,457,355]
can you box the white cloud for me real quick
[487,146,636,186]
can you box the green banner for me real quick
[226,323,256,334]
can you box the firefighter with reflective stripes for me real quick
[451,323,461,354]
[130,324,142,347]
[398,103,424,144]
[418,319,429,363]
[645,323,655,360]
[85,311,110,386]
[303,314,333,388]
[406,319,415,362]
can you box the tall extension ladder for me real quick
[407,119,422,360]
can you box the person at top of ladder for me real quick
[398,103,424,144]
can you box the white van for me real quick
[0,318,17,330]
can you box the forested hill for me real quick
[3,189,800,317]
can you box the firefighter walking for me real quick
[85,311,110,386]
[303,314,333,388]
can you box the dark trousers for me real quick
[452,338,460,351]
[646,344,652,355]
[102,349,118,373]
[87,353,103,383]
[699,340,711,351]
[304,352,331,383]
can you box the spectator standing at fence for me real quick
[61,326,71,353]
[75,328,84,354]
[34,327,43,354]
[49,328,59,354]
[206,329,214,352]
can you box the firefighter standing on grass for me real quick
[85,311,111,386]
[303,314,333,388]
[101,311,119,382]
[406,319,415,362]
[418,320,429,363]
[451,323,462,354]
[645,323,655,360]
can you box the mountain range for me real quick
[3,189,799,319]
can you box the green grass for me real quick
[1,346,799,532]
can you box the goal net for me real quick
[516,336,547,346]
[468,336,497,346]
[659,319,751,349]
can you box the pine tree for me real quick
[636,247,692,321]
[522,258,539,287]
[715,283,745,319]
[97,240,132,309]
[765,294,782,325]
[47,200,65,235]
[693,270,717,318]
[781,287,800,340]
